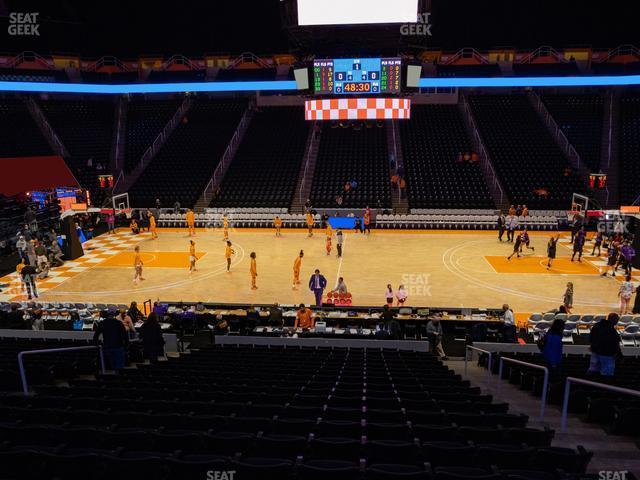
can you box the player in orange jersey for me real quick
[274,216,283,237]
[133,245,144,284]
[306,212,314,237]
[225,241,234,272]
[189,240,197,273]
[250,252,257,289]
[222,214,229,241]
[148,211,158,239]
[325,235,332,256]
[292,249,304,289]
[186,209,196,237]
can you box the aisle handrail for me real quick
[18,346,105,396]
[497,356,549,421]
[560,376,640,432]
[464,345,493,382]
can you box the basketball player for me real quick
[148,211,158,240]
[519,228,535,253]
[225,241,234,272]
[306,212,314,237]
[507,232,524,260]
[250,252,257,289]
[326,222,333,239]
[602,240,620,277]
[274,216,282,237]
[363,206,372,234]
[292,250,304,289]
[222,214,229,241]
[546,234,559,269]
[325,235,332,256]
[571,227,586,262]
[189,240,197,273]
[186,209,196,237]
[591,231,603,257]
[133,246,144,284]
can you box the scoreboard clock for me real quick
[313,57,402,95]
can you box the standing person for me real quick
[294,304,315,329]
[399,177,407,199]
[225,241,235,273]
[116,308,135,336]
[250,252,258,290]
[602,240,620,277]
[632,285,640,315]
[336,229,344,257]
[148,211,158,240]
[519,229,535,253]
[93,311,128,372]
[133,245,144,284]
[497,213,506,242]
[155,198,161,211]
[274,216,282,237]
[591,231,603,257]
[106,211,116,234]
[385,284,394,306]
[396,284,408,307]
[563,282,574,314]
[25,240,36,270]
[189,240,197,273]
[34,241,49,270]
[292,250,304,289]
[505,214,517,242]
[48,240,64,267]
[306,211,314,237]
[587,313,622,377]
[20,262,38,300]
[222,214,229,242]
[139,312,165,364]
[308,269,327,307]
[325,234,332,256]
[363,206,372,235]
[173,200,181,214]
[541,318,564,375]
[426,316,447,359]
[186,209,196,237]
[15,235,27,260]
[619,275,634,315]
[546,234,559,269]
[619,242,636,276]
[571,227,586,262]
[507,231,524,260]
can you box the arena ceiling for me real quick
[0,0,636,58]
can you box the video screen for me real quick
[297,0,418,26]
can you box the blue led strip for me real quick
[2,75,640,94]
[418,75,640,88]
[0,80,299,94]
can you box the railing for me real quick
[137,96,192,172]
[464,345,493,382]
[7,51,54,69]
[298,121,320,204]
[561,377,640,432]
[533,93,583,170]
[161,54,197,71]
[518,46,564,64]
[227,52,271,70]
[18,346,106,396]
[497,356,549,421]
[112,169,125,194]
[112,96,126,172]
[460,94,506,207]
[202,105,254,204]
[24,97,70,159]
[594,44,640,64]
[85,56,130,72]
[443,48,489,65]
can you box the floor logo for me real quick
[8,12,40,36]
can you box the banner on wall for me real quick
[304,98,411,120]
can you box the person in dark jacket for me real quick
[542,318,564,373]
[381,304,401,340]
[93,314,129,371]
[139,313,165,364]
[587,313,622,376]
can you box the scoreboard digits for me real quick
[314,57,402,95]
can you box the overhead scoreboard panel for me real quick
[314,57,401,95]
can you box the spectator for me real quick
[93,312,129,372]
[399,177,407,199]
[173,201,181,213]
[587,313,622,377]
[155,198,161,210]
[391,174,399,190]
[116,308,136,336]
[139,312,165,364]
[619,275,634,315]
[541,318,564,373]
[48,240,64,267]
[381,304,401,340]
[294,304,314,329]
[20,262,38,299]
[25,240,36,268]
[633,285,640,315]
[426,316,447,359]
[350,180,357,190]
[29,308,44,331]
[502,303,517,343]
[269,303,284,327]
[304,198,311,212]
[344,182,351,192]
[563,282,574,314]
[106,212,116,234]
[15,235,27,260]
[128,301,145,323]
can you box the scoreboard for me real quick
[313,57,402,95]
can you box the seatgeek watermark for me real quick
[400,12,432,36]
[599,471,628,480]
[8,12,40,36]
[206,471,236,480]
[401,273,432,297]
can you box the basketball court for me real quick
[1,227,636,315]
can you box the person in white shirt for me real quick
[331,277,348,295]
[502,304,517,343]
[502,304,515,326]
[396,285,408,306]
